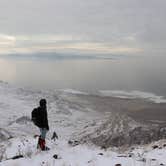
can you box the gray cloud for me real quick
[0,0,166,55]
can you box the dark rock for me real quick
[101,146,107,150]
[68,140,72,144]
[128,154,132,157]
[98,153,103,156]
[68,140,79,146]
[142,158,146,162]
[152,145,159,149]
[12,155,24,160]
[88,160,93,163]
[111,135,126,146]
[53,154,58,159]
[151,158,157,161]
[51,131,58,140]
[117,155,127,158]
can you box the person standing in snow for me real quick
[32,99,49,151]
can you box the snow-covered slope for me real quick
[0,81,166,165]
[71,112,166,148]
[1,134,166,165]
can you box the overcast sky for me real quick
[0,0,166,55]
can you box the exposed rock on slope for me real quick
[0,128,12,141]
[72,113,166,148]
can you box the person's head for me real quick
[39,98,47,108]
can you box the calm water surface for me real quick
[0,55,166,97]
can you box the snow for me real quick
[1,137,166,166]
[0,81,166,165]
[99,90,166,103]
[59,89,89,95]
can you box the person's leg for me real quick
[38,128,48,150]
[40,128,47,139]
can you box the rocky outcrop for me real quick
[72,113,166,148]
[0,128,12,141]
[92,126,166,147]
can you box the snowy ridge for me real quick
[72,112,166,148]
[59,89,89,95]
[99,90,166,103]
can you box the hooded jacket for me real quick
[36,106,49,130]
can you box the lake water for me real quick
[0,54,166,97]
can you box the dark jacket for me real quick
[36,106,49,130]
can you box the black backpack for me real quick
[31,108,40,127]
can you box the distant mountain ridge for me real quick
[0,52,113,60]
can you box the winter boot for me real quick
[37,136,45,150]
[40,138,46,151]
[37,136,50,151]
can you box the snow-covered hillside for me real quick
[0,81,166,165]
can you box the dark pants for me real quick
[39,128,48,139]
[37,128,48,150]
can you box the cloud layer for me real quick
[0,0,166,55]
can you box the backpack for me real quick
[31,108,40,127]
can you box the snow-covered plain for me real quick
[0,81,166,166]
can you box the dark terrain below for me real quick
[68,93,166,125]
